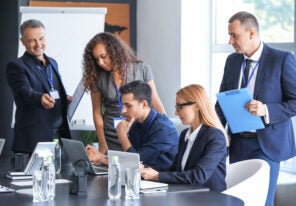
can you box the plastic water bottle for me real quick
[43,156,56,200]
[53,139,61,174]
[108,156,121,200]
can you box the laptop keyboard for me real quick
[92,165,108,173]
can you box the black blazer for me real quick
[158,125,227,192]
[6,52,71,153]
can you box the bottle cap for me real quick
[112,156,118,161]
[45,155,53,162]
[53,139,59,143]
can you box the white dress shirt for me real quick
[239,42,270,124]
[181,124,203,171]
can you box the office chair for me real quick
[223,159,270,206]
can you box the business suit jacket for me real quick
[215,44,296,162]
[158,125,227,192]
[6,52,71,153]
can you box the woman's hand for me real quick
[141,167,159,181]
[85,145,108,165]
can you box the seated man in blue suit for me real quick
[6,19,71,155]
[215,11,296,206]
[86,81,179,171]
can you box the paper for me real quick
[67,79,85,121]
[11,179,70,187]
[140,180,168,190]
[216,88,265,133]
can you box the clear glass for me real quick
[125,168,140,199]
[43,157,56,200]
[53,139,61,174]
[108,156,121,200]
[32,170,48,202]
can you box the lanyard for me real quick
[37,64,54,91]
[240,58,260,88]
[113,64,127,114]
[143,111,157,139]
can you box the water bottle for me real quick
[43,156,56,200]
[53,139,61,174]
[108,156,121,200]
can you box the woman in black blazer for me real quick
[141,84,228,191]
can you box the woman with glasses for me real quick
[141,84,228,191]
[82,32,165,154]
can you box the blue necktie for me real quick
[241,59,252,88]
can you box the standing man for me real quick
[215,11,296,206]
[6,19,71,155]
[86,81,179,171]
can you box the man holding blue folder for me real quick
[215,11,296,206]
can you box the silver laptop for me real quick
[108,150,168,189]
[61,138,108,175]
[108,150,140,186]
[9,142,56,176]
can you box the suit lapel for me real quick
[230,55,244,89]
[254,45,269,98]
[176,129,190,171]
[23,54,51,91]
[184,125,206,170]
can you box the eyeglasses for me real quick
[175,102,196,112]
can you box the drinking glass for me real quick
[33,170,49,202]
[125,168,140,199]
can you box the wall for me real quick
[0,1,19,157]
[137,1,211,116]
[137,0,181,116]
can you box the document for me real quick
[67,79,85,121]
[216,88,265,133]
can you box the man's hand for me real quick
[116,117,135,151]
[67,95,73,103]
[245,100,266,116]
[41,93,55,109]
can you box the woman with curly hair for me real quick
[82,32,165,154]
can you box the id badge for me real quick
[113,117,124,128]
[49,90,60,99]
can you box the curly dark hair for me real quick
[82,32,142,92]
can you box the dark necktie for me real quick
[241,59,252,88]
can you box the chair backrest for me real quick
[223,159,270,206]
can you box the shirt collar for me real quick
[244,41,264,62]
[184,124,203,142]
[25,52,50,67]
[141,108,157,126]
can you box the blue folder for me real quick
[216,88,265,133]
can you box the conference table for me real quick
[0,156,244,206]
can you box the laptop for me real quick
[108,150,140,186]
[107,150,168,189]
[61,138,108,175]
[8,142,56,176]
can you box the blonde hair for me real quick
[177,84,229,146]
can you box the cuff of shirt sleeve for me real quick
[263,104,270,124]
[126,146,137,153]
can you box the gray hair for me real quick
[20,19,45,37]
[228,11,259,33]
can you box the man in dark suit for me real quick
[215,11,296,206]
[6,19,71,154]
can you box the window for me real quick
[211,0,296,173]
